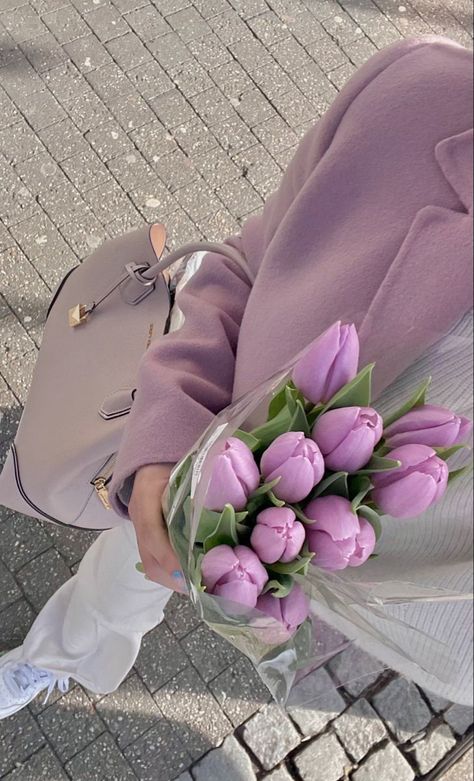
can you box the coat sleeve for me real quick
[108,36,432,518]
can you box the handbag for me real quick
[0,223,254,532]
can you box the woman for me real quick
[1,34,472,716]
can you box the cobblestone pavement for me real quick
[0,0,473,778]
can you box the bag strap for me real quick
[138,241,255,286]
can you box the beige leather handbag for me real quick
[0,223,254,532]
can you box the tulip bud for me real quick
[312,406,383,472]
[204,437,260,511]
[260,431,324,503]
[292,321,359,404]
[201,544,269,608]
[383,404,473,449]
[305,495,375,570]
[256,583,310,640]
[251,507,305,564]
[371,444,449,519]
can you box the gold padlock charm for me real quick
[68,304,89,327]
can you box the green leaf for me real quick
[135,562,145,574]
[268,549,314,576]
[268,381,298,420]
[311,471,349,499]
[262,574,295,598]
[448,464,473,484]
[195,508,222,544]
[288,399,310,436]
[355,455,401,475]
[358,504,382,540]
[306,403,325,428]
[369,553,379,559]
[382,376,432,428]
[203,504,239,553]
[250,404,293,448]
[285,384,298,415]
[268,490,286,508]
[292,504,315,524]
[250,477,281,498]
[320,363,375,413]
[233,428,261,452]
[350,476,372,512]
[435,444,471,460]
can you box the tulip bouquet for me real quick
[161,321,472,704]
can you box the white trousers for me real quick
[17,522,173,694]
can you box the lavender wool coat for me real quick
[108,36,473,702]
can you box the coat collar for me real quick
[358,127,473,401]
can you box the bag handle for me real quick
[68,230,255,327]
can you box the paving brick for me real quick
[148,30,193,69]
[253,115,298,157]
[42,5,89,43]
[261,769,293,781]
[95,672,162,749]
[235,87,275,126]
[194,0,230,18]
[2,744,70,779]
[44,61,91,104]
[124,719,191,779]
[127,59,174,99]
[0,506,53,573]
[65,732,137,780]
[210,113,255,155]
[153,0,191,15]
[164,207,202,246]
[209,8,251,45]
[0,315,38,404]
[410,723,457,774]
[64,34,114,73]
[217,174,263,218]
[125,4,170,41]
[287,666,346,737]
[108,90,156,131]
[372,677,432,742]
[0,707,46,776]
[210,58,252,99]
[252,60,294,101]
[169,58,214,97]
[61,148,110,192]
[38,118,89,162]
[338,0,403,49]
[9,211,78,288]
[59,207,109,257]
[1,5,47,43]
[106,30,152,70]
[85,2,131,41]
[0,87,20,127]
[83,179,138,225]
[352,741,415,781]
[443,703,474,735]
[174,175,223,221]
[174,117,218,156]
[152,147,199,192]
[423,688,452,713]
[13,88,66,131]
[0,59,44,100]
[64,90,110,133]
[86,62,134,101]
[168,5,212,41]
[129,176,178,222]
[293,732,350,781]
[129,118,176,160]
[190,85,235,125]
[232,144,281,185]
[334,697,387,761]
[291,62,339,114]
[153,665,233,760]
[106,149,154,189]
[342,35,379,67]
[20,32,69,72]
[150,87,196,128]
[327,644,384,696]
[85,119,134,162]
[247,10,290,45]
[328,61,357,91]
[0,120,43,165]
[134,622,189,692]
[16,547,71,612]
[42,524,99,568]
[188,32,232,69]
[208,655,272,726]
[192,735,257,780]
[0,557,22,611]
[439,747,474,780]
[228,0,267,16]
[306,31,350,73]
[242,702,301,770]
[180,622,241,682]
[37,687,105,763]
[0,596,36,649]
[228,35,273,71]
[322,8,366,46]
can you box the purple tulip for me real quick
[256,583,310,640]
[204,437,260,511]
[312,406,383,473]
[292,321,359,404]
[260,431,325,503]
[384,404,473,449]
[250,507,306,564]
[305,495,376,570]
[201,544,269,608]
[371,444,449,519]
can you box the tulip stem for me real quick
[292,504,315,525]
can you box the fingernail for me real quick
[172,570,184,579]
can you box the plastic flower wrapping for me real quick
[161,319,473,708]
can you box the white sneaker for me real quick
[0,649,70,719]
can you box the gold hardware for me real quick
[68,304,89,328]
[92,478,112,510]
